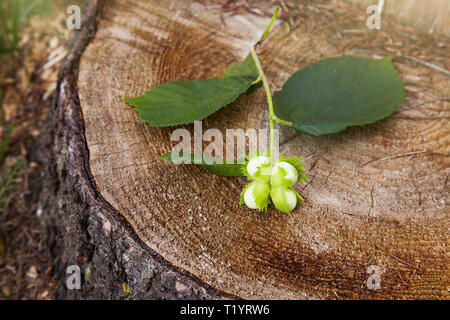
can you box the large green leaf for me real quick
[123,54,259,127]
[159,152,247,177]
[273,56,406,136]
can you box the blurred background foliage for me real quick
[0,0,76,299]
[0,0,53,56]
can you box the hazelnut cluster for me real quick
[240,154,307,213]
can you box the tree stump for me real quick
[38,0,449,299]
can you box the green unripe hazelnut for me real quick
[243,181,270,211]
[270,186,297,213]
[241,154,305,213]
[270,161,298,187]
[247,156,271,183]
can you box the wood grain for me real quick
[77,0,449,299]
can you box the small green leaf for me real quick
[123,54,259,127]
[273,56,406,136]
[159,152,247,177]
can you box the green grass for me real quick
[0,0,49,209]
[0,0,51,55]
[0,158,24,212]
[0,90,24,212]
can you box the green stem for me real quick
[250,47,275,161]
[250,7,292,163]
[259,6,280,42]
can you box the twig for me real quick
[380,128,387,149]
[301,171,316,191]
[414,99,450,107]
[324,171,332,185]
[370,187,375,210]
[389,254,424,271]
[353,49,450,77]
[397,270,408,286]
[393,115,450,120]
[219,11,227,27]
[361,150,446,167]
[309,158,319,171]
[400,55,450,77]
[279,0,293,26]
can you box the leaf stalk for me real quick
[250,6,292,163]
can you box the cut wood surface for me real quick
[347,0,450,37]
[73,0,449,299]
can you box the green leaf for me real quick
[273,56,406,136]
[159,152,247,177]
[123,54,259,127]
[222,54,257,78]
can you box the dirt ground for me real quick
[0,0,82,300]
